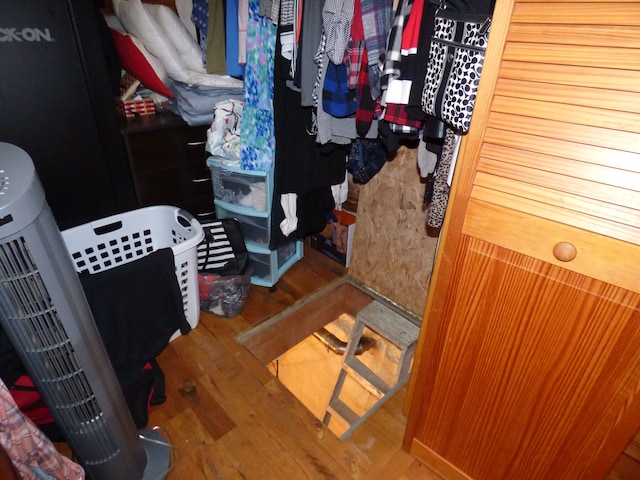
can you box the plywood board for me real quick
[349,146,438,316]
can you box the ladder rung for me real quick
[327,398,360,426]
[343,359,388,397]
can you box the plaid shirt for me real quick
[383,102,422,129]
[346,0,365,89]
[361,0,394,98]
[346,40,366,90]
[380,0,414,99]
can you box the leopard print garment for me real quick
[427,128,457,229]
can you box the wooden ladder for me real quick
[323,300,420,440]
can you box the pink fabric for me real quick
[0,379,84,480]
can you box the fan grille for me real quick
[0,236,120,464]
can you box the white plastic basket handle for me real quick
[174,208,199,230]
[83,209,131,237]
[91,218,124,236]
[83,207,200,238]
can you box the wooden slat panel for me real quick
[493,78,640,113]
[491,95,640,133]
[483,128,640,172]
[412,233,640,479]
[478,143,640,192]
[486,1,640,248]
[407,1,640,479]
[507,24,640,47]
[502,42,640,69]
[462,199,640,294]
[241,280,374,365]
[517,0,640,3]
[498,61,640,92]
[477,157,640,210]
[487,112,640,154]
[474,172,640,229]
[512,3,640,24]
[471,182,640,243]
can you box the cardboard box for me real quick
[310,209,356,267]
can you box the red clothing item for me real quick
[347,0,365,90]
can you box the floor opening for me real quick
[239,277,421,440]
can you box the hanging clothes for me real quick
[346,0,365,90]
[279,0,296,64]
[271,17,348,249]
[360,0,394,100]
[426,128,461,234]
[298,0,324,107]
[381,0,424,133]
[240,0,277,171]
[206,0,227,74]
[238,0,249,64]
[379,0,413,100]
[191,0,209,67]
[322,0,355,65]
[225,0,245,77]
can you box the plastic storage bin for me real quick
[208,156,304,288]
[61,206,204,341]
[214,203,270,247]
[248,241,303,288]
[208,156,271,212]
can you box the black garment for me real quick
[79,248,189,380]
[271,22,347,249]
[0,327,24,388]
[406,2,441,127]
[80,248,188,426]
[119,359,164,428]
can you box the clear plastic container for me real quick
[207,157,270,212]
[214,203,270,247]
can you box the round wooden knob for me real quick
[553,242,577,262]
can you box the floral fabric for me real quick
[240,0,277,172]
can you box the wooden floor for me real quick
[149,246,443,480]
[145,245,640,480]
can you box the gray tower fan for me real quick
[0,142,166,479]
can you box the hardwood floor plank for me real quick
[45,233,634,478]
[165,408,246,480]
[147,251,444,479]
[199,359,355,479]
[156,344,236,441]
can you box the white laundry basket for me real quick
[61,206,204,341]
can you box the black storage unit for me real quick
[0,0,136,229]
